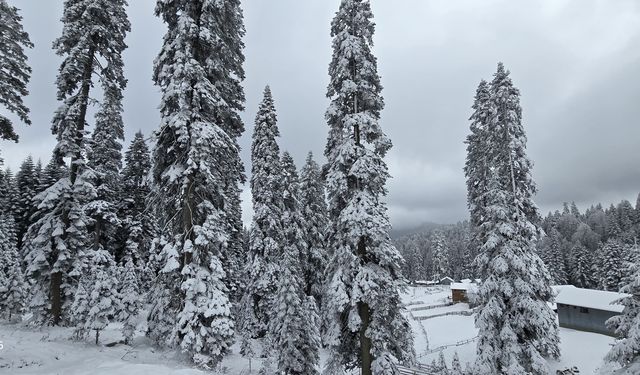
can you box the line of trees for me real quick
[0,0,415,373]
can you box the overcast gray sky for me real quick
[2,0,640,230]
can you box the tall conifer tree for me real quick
[464,79,491,275]
[322,1,415,373]
[240,86,283,342]
[470,63,559,374]
[268,152,320,374]
[148,0,245,367]
[300,151,328,303]
[120,132,155,272]
[23,0,130,325]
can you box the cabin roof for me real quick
[554,285,629,313]
[451,282,477,291]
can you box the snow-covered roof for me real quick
[415,280,438,285]
[440,277,454,282]
[554,285,629,313]
[451,282,477,291]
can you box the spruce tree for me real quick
[451,352,463,375]
[83,249,120,345]
[471,63,559,374]
[240,86,284,341]
[538,229,568,285]
[119,257,141,344]
[322,1,415,373]
[23,168,96,325]
[605,257,640,369]
[148,0,245,367]
[15,155,38,248]
[23,0,130,326]
[570,243,596,288]
[464,79,491,277]
[222,183,246,305]
[86,84,127,261]
[0,214,26,321]
[431,231,450,281]
[70,278,90,338]
[268,152,320,375]
[299,151,328,303]
[120,132,155,277]
[0,168,18,222]
[0,0,33,141]
[437,352,448,373]
[38,155,67,193]
[599,239,626,291]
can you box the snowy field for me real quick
[0,285,616,374]
[403,286,615,374]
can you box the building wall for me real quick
[557,303,619,336]
[452,289,467,303]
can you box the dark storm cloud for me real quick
[2,0,639,229]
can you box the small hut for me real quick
[451,281,477,304]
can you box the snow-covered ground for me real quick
[0,285,617,374]
[403,285,615,374]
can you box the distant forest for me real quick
[396,197,640,291]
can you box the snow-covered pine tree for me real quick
[148,0,245,367]
[70,277,90,338]
[0,168,11,214]
[0,214,26,321]
[605,255,640,370]
[464,79,491,277]
[471,63,559,374]
[431,231,450,281]
[15,155,39,248]
[569,243,596,288]
[538,228,568,285]
[322,1,415,373]
[268,151,320,375]
[0,168,19,223]
[0,0,33,141]
[23,167,96,325]
[599,239,626,291]
[299,151,328,303]
[119,257,141,344]
[451,352,463,375]
[222,182,246,305]
[23,0,129,326]
[120,132,155,282]
[83,249,120,345]
[87,83,128,262]
[437,352,448,373]
[38,155,67,193]
[240,86,284,342]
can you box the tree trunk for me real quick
[69,43,96,185]
[51,42,96,326]
[358,238,372,375]
[352,66,373,375]
[50,271,62,325]
[95,329,100,345]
